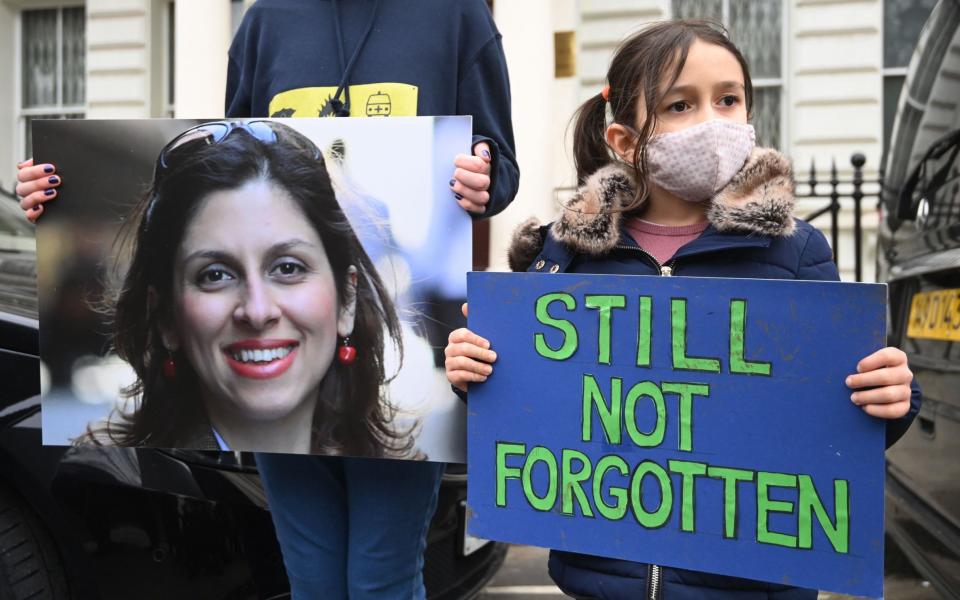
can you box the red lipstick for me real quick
[223,339,299,379]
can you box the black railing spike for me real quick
[851,154,865,282]
[809,159,817,188]
[829,159,840,266]
[801,152,880,283]
[877,167,885,210]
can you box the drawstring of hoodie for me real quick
[323,0,381,117]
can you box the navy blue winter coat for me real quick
[503,149,921,600]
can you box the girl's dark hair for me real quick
[571,19,754,208]
[93,121,410,457]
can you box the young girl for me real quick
[445,20,919,599]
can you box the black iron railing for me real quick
[797,153,881,282]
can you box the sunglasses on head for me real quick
[154,119,323,177]
[145,119,322,227]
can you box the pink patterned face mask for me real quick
[645,119,756,203]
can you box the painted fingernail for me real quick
[48,176,59,184]
[449,179,456,187]
[44,189,55,196]
[43,165,54,173]
[482,150,491,159]
[454,193,463,200]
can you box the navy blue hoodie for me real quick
[226,0,519,216]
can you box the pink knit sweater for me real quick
[623,218,708,265]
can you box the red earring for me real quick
[337,337,357,365]
[163,353,177,380]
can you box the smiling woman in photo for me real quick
[83,119,409,456]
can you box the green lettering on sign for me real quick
[798,475,849,554]
[671,298,721,373]
[757,471,799,548]
[495,442,526,507]
[585,295,627,365]
[668,460,708,533]
[661,382,710,452]
[636,295,652,367]
[582,374,622,444]
[729,300,772,376]
[534,293,578,361]
[624,381,666,447]
[593,455,629,520]
[707,466,755,539]
[521,446,558,512]
[630,460,673,528]
[561,449,595,517]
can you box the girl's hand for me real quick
[445,303,497,392]
[16,158,60,222]
[450,141,492,214]
[846,347,913,419]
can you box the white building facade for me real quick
[0,0,937,281]
[0,0,247,175]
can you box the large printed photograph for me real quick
[35,116,472,462]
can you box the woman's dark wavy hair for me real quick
[571,19,754,210]
[92,121,410,457]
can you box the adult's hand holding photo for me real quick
[16,158,60,222]
[451,141,493,214]
[846,346,913,419]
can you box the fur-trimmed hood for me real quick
[507,147,796,271]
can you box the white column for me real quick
[788,0,883,282]
[0,2,18,177]
[86,0,152,118]
[788,0,883,174]
[173,0,232,118]
[488,0,561,271]
[551,0,581,210]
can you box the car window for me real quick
[920,11,960,228]
[885,0,960,219]
[0,199,38,320]
[0,199,35,252]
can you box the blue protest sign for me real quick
[466,272,886,597]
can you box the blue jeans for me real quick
[255,453,445,600]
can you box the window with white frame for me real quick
[670,0,784,150]
[19,6,86,157]
[882,0,937,162]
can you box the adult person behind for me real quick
[225,2,518,599]
[17,2,518,596]
[78,120,410,456]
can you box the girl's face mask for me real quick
[645,119,756,203]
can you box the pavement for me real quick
[475,543,943,600]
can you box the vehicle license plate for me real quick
[907,288,960,341]
[460,501,491,556]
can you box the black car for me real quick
[0,195,505,599]
[878,0,960,597]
